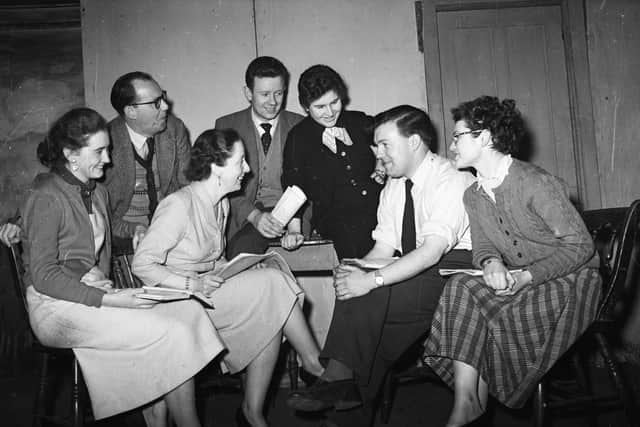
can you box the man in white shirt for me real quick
[287,105,475,427]
[215,56,303,257]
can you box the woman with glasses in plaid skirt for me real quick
[423,96,602,426]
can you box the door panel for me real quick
[437,5,577,196]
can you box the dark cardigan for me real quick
[22,173,111,307]
[464,159,599,285]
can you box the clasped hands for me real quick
[333,261,375,301]
[482,259,532,296]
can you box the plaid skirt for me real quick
[423,267,602,408]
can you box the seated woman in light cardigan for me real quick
[132,128,324,427]
[22,108,222,427]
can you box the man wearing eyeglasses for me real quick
[215,56,303,257]
[104,71,191,252]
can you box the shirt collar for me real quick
[476,154,513,200]
[125,123,150,150]
[251,109,279,135]
[405,150,436,192]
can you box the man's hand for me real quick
[132,224,148,251]
[333,263,376,301]
[251,211,284,238]
[0,222,22,247]
[281,231,304,251]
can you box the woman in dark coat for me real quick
[423,96,602,426]
[281,65,383,259]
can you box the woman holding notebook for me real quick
[133,128,324,427]
[422,96,602,427]
[21,108,222,426]
[281,64,383,259]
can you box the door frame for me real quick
[422,0,601,209]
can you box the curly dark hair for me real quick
[185,128,242,182]
[110,71,155,116]
[451,96,525,155]
[245,56,290,90]
[298,64,349,109]
[37,108,108,170]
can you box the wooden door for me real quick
[436,4,577,195]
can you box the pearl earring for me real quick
[71,160,78,171]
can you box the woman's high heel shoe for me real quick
[235,408,251,427]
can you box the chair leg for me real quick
[532,381,545,427]
[32,352,50,427]
[570,351,598,427]
[287,346,299,391]
[72,358,83,427]
[594,332,638,427]
[379,369,395,424]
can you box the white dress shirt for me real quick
[372,151,475,253]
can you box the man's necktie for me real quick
[401,179,416,254]
[133,137,158,222]
[260,123,272,155]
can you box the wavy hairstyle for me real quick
[451,96,525,155]
[185,128,242,182]
[298,64,349,109]
[36,108,107,170]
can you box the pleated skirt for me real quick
[26,286,224,420]
[423,267,602,408]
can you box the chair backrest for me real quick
[8,243,28,314]
[581,199,640,321]
[110,253,144,289]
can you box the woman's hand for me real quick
[281,231,304,251]
[193,274,224,297]
[102,288,158,308]
[81,267,112,289]
[333,263,375,300]
[482,259,515,291]
[494,270,533,296]
[370,158,387,185]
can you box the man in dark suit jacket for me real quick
[104,71,191,251]
[215,56,303,257]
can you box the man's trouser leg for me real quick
[226,221,271,258]
[329,250,472,426]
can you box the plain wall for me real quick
[81,0,426,139]
[587,0,640,208]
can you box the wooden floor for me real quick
[1,353,637,427]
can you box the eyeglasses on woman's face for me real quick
[451,129,482,143]
[130,90,168,110]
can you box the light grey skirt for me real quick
[27,286,224,420]
[207,267,304,373]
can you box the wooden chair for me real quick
[9,243,88,427]
[532,199,640,427]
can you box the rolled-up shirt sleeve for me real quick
[417,173,472,252]
[371,180,399,251]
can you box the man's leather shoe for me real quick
[286,379,362,412]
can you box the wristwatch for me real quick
[374,270,385,288]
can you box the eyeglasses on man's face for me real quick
[451,129,482,142]
[130,90,168,109]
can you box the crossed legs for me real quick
[240,302,323,426]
